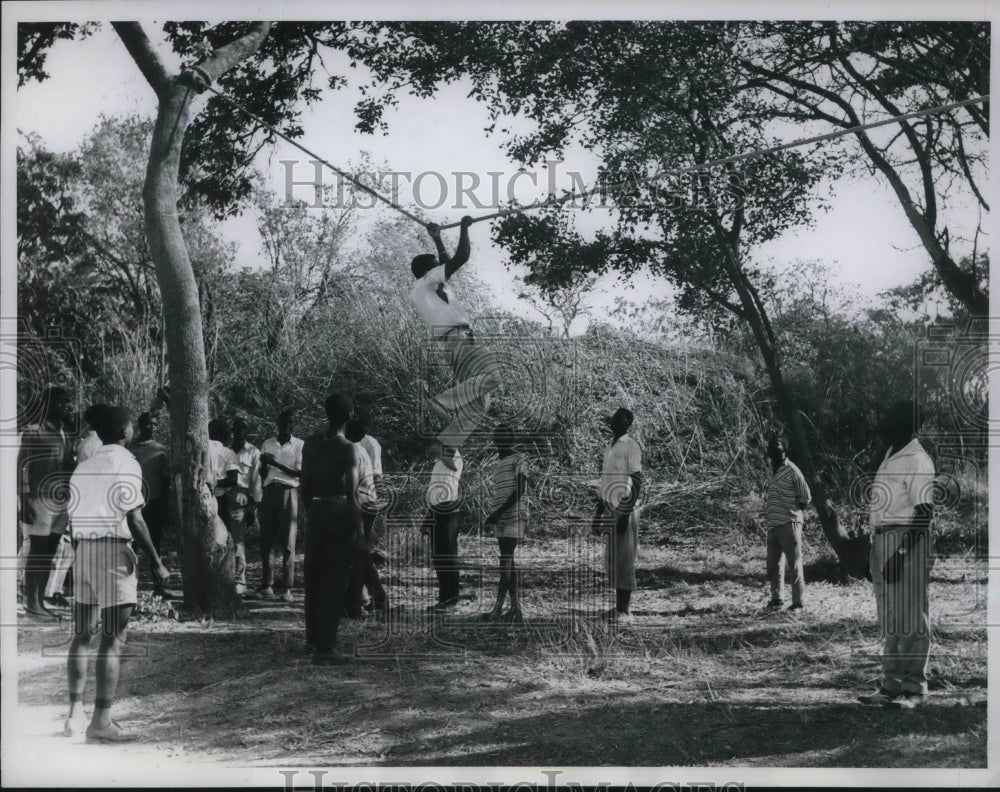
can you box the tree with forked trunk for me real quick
[111,22,272,616]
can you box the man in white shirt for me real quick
[259,410,305,600]
[64,406,169,742]
[592,408,643,624]
[859,400,936,710]
[410,217,502,450]
[45,404,108,608]
[345,419,387,616]
[422,447,465,610]
[226,417,262,596]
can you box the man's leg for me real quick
[346,530,368,617]
[615,511,638,615]
[303,501,323,649]
[25,533,61,615]
[314,501,356,662]
[446,512,461,602]
[227,502,248,591]
[144,500,165,577]
[45,533,74,601]
[780,523,805,608]
[430,508,449,604]
[502,537,521,620]
[896,535,931,696]
[65,602,100,736]
[278,488,299,595]
[86,604,136,741]
[871,532,903,695]
[258,487,276,592]
[765,527,784,605]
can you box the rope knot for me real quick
[180,65,213,94]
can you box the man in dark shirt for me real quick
[130,412,171,576]
[301,393,361,664]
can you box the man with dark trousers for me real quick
[18,386,77,618]
[301,394,361,664]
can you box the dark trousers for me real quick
[26,533,62,604]
[304,498,358,651]
[144,497,167,574]
[260,484,299,589]
[428,503,459,603]
[347,511,386,612]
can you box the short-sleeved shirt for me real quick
[231,441,263,502]
[427,451,464,506]
[76,430,103,464]
[870,438,936,527]
[131,439,169,502]
[19,420,74,503]
[359,435,383,478]
[410,265,471,336]
[764,459,811,528]
[260,436,304,488]
[600,434,642,509]
[69,444,146,540]
[208,439,239,497]
[355,443,377,505]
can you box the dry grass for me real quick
[13,517,987,771]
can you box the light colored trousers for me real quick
[870,524,931,695]
[432,328,502,447]
[766,522,804,606]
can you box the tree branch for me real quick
[196,22,273,83]
[112,22,170,94]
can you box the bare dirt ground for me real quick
[11,524,987,777]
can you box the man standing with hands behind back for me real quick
[763,435,811,611]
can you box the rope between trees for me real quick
[191,72,987,232]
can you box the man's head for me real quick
[231,417,248,447]
[84,403,109,432]
[609,407,634,436]
[410,253,438,279]
[493,424,515,453]
[345,418,364,444]
[879,400,922,448]
[44,386,74,425]
[208,417,228,443]
[97,405,133,446]
[324,394,354,431]
[276,409,295,439]
[136,411,157,441]
[766,435,789,468]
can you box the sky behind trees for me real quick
[12,7,989,331]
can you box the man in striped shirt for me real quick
[763,435,811,610]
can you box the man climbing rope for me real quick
[410,216,503,452]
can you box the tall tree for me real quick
[740,22,989,315]
[109,21,273,615]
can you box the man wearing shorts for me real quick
[64,406,169,742]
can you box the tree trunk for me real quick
[715,228,870,579]
[144,80,236,616]
[114,21,272,617]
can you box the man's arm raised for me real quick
[444,216,473,279]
